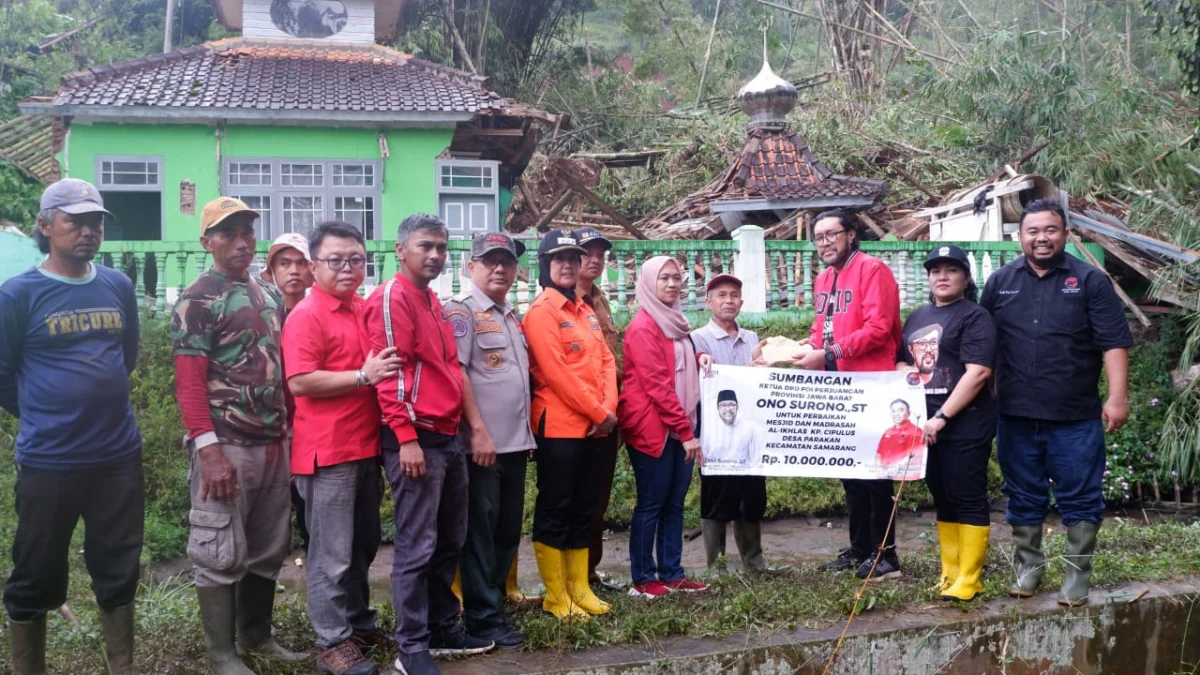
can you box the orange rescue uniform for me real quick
[524,287,618,438]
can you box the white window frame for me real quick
[96,155,163,191]
[221,158,382,242]
[435,159,500,236]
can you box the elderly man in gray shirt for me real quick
[691,274,786,576]
[445,233,535,650]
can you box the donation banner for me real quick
[699,365,928,481]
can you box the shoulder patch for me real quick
[448,308,470,338]
[558,320,575,329]
[587,313,601,331]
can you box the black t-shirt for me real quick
[898,299,997,442]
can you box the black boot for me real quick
[98,604,135,674]
[196,585,255,675]
[7,616,46,675]
[1008,524,1045,598]
[701,519,727,573]
[733,519,790,575]
[236,574,307,663]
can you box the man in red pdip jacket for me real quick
[802,209,903,582]
[363,214,494,675]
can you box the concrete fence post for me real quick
[733,225,767,312]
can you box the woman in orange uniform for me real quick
[523,229,619,621]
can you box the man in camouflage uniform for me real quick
[171,197,305,675]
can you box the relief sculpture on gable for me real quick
[269,0,348,38]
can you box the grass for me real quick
[3,520,1199,672]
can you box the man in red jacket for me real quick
[802,209,903,582]
[363,214,494,675]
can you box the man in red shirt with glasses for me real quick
[283,220,401,675]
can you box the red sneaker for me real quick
[662,578,708,593]
[628,581,671,599]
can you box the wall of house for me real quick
[63,122,454,241]
[64,123,217,242]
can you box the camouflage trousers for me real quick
[186,438,292,588]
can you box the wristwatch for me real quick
[933,409,950,421]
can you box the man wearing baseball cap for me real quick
[572,227,625,590]
[691,273,786,575]
[261,232,314,313]
[171,197,305,673]
[446,232,534,648]
[260,232,317,551]
[1,178,143,674]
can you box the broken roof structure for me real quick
[639,56,888,240]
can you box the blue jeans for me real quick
[627,438,694,585]
[997,415,1105,527]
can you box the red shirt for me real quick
[618,310,697,457]
[809,252,902,372]
[363,273,463,444]
[875,420,924,466]
[282,285,380,474]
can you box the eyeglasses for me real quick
[910,339,938,351]
[315,257,367,271]
[813,229,848,245]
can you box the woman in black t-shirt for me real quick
[897,244,997,602]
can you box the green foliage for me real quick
[0,164,40,228]
[1102,319,1184,502]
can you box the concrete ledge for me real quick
[442,578,1200,674]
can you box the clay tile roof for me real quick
[637,125,889,239]
[49,38,502,115]
[723,126,888,202]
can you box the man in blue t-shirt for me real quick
[0,178,143,675]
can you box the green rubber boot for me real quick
[98,603,136,674]
[1058,522,1099,607]
[236,574,308,663]
[7,616,46,675]
[1008,524,1045,598]
[196,585,255,675]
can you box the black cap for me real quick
[924,244,971,272]
[717,390,738,403]
[574,227,612,250]
[537,228,586,258]
[471,232,526,259]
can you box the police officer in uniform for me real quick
[445,233,535,648]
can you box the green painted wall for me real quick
[65,122,456,242]
[65,123,217,242]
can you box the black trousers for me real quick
[700,475,768,523]
[4,461,145,621]
[587,432,621,574]
[533,436,604,550]
[461,451,527,632]
[842,478,895,560]
[926,436,993,526]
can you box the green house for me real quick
[19,0,556,253]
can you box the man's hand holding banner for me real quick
[699,365,928,481]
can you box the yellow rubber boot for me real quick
[565,549,611,615]
[935,521,961,592]
[451,568,463,605]
[533,542,588,621]
[506,557,526,603]
[942,524,989,601]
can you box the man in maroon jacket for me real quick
[363,214,493,675]
[802,209,903,581]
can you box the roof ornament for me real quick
[736,23,797,130]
